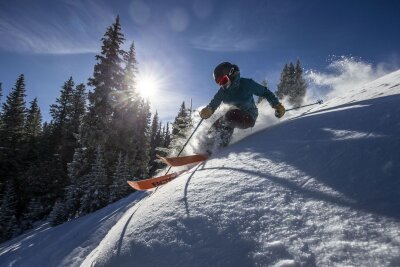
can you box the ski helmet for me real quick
[213,62,240,86]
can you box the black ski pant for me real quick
[208,109,255,147]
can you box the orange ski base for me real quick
[127,170,185,191]
[157,154,208,167]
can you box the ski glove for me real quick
[200,107,214,119]
[274,103,285,118]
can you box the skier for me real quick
[200,62,285,148]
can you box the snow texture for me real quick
[0,192,147,267]
[1,70,400,267]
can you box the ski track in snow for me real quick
[2,70,400,267]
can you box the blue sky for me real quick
[1,0,399,122]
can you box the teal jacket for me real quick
[208,76,280,120]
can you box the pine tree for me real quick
[70,83,86,135]
[149,112,165,175]
[163,122,171,148]
[18,97,43,170]
[0,181,19,241]
[61,83,87,165]
[123,42,138,100]
[132,100,151,179]
[86,16,126,149]
[49,200,68,226]
[64,146,87,219]
[0,75,27,204]
[276,64,290,100]
[172,102,191,137]
[21,198,44,230]
[290,59,307,106]
[0,82,3,102]
[108,41,140,171]
[49,77,76,163]
[287,62,296,101]
[149,112,160,157]
[0,82,3,112]
[169,102,192,155]
[79,146,108,214]
[25,98,42,142]
[0,74,27,149]
[276,60,307,106]
[50,77,74,133]
[0,82,3,130]
[109,153,131,203]
[35,155,66,215]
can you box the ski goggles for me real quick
[216,75,230,86]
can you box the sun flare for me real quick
[136,74,159,99]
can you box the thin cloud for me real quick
[0,0,114,54]
[190,7,268,52]
[192,34,263,52]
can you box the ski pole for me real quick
[165,118,204,175]
[285,99,323,112]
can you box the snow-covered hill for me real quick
[1,70,400,267]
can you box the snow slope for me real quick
[1,70,400,267]
[82,69,400,266]
[0,192,148,267]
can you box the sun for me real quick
[136,74,159,99]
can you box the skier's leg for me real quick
[205,115,233,151]
[205,109,255,152]
[217,109,254,146]
[224,109,255,129]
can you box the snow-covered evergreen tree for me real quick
[49,200,68,226]
[0,181,20,241]
[0,74,27,149]
[276,60,307,106]
[64,145,87,219]
[276,64,289,100]
[80,146,108,214]
[149,112,164,175]
[23,97,42,165]
[85,16,125,150]
[163,122,171,148]
[70,83,86,135]
[25,98,42,141]
[0,75,27,224]
[132,99,151,179]
[50,77,74,132]
[21,198,44,230]
[287,62,296,100]
[49,77,82,166]
[0,82,3,112]
[109,153,131,203]
[290,59,307,106]
[0,82,2,129]
[169,101,193,155]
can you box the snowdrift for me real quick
[1,70,400,267]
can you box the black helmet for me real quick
[213,62,240,84]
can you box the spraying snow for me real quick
[305,56,394,100]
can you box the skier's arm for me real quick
[249,79,280,107]
[207,89,223,111]
[200,90,223,119]
[248,79,285,118]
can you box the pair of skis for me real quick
[127,154,208,191]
